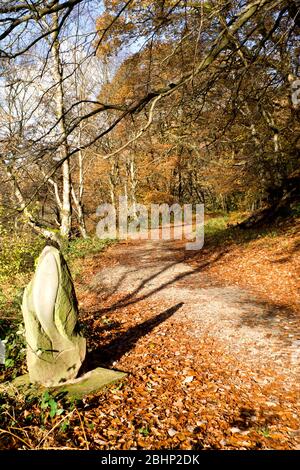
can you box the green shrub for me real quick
[64,237,115,261]
[0,232,44,279]
[0,321,26,381]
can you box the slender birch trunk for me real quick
[71,149,88,239]
[129,155,137,216]
[52,12,72,239]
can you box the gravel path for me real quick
[91,239,300,390]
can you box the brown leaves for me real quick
[3,233,300,450]
[73,287,299,449]
[22,225,293,451]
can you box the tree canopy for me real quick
[0,0,299,238]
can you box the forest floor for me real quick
[72,220,300,450]
[1,218,299,450]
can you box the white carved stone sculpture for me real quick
[22,244,86,386]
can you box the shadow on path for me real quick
[87,302,184,369]
[94,251,225,315]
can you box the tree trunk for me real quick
[71,184,88,239]
[128,155,137,217]
[1,159,61,244]
[52,11,72,239]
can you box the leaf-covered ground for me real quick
[72,233,299,450]
[1,224,299,449]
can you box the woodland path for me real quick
[78,238,300,449]
[91,239,300,385]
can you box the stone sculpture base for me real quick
[7,368,126,400]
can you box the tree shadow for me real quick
[92,250,225,316]
[91,271,132,300]
[229,407,257,430]
[85,302,184,370]
[234,295,300,349]
[236,296,298,324]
